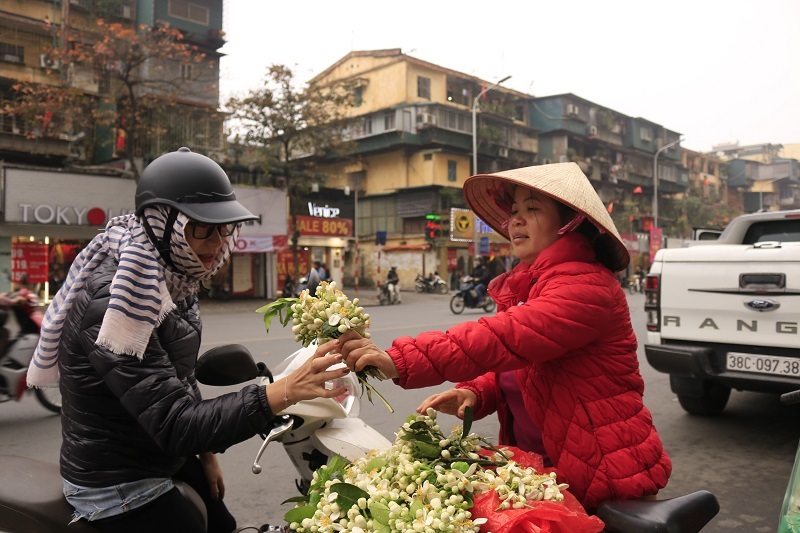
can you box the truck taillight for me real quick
[644,274,660,331]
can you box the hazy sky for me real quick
[218,0,799,153]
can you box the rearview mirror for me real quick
[196,344,270,386]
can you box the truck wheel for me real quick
[673,378,731,416]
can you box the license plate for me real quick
[726,352,800,377]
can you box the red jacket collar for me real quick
[488,233,596,310]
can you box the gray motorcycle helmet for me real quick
[135,147,258,224]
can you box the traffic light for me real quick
[425,214,441,243]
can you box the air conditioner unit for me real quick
[587,125,598,136]
[40,54,61,70]
[417,113,436,127]
[640,128,652,142]
[498,147,509,158]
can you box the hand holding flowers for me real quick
[257,280,394,412]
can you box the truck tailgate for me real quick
[659,244,800,348]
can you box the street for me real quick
[1,289,799,532]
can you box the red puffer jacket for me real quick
[388,232,671,509]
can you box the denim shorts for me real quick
[63,477,173,523]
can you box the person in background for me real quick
[337,162,671,511]
[386,265,401,304]
[27,148,349,533]
[470,256,491,304]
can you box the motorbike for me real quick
[449,275,497,314]
[197,345,719,533]
[376,280,399,305]
[0,296,61,413]
[414,273,448,294]
[0,339,719,532]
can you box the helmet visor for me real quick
[175,199,259,225]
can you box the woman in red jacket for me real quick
[338,162,671,509]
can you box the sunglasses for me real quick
[187,222,239,240]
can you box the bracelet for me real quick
[283,378,290,410]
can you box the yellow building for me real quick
[306,49,537,288]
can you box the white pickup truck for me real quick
[644,209,800,415]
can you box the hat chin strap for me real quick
[142,208,179,268]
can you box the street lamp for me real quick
[652,136,684,229]
[471,74,511,257]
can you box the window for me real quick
[180,63,194,80]
[640,127,652,142]
[383,111,395,130]
[353,86,363,107]
[0,42,24,63]
[168,0,210,25]
[515,105,524,121]
[448,160,457,182]
[417,76,431,100]
[360,117,372,136]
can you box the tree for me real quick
[5,19,218,178]
[226,64,357,278]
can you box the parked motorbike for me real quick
[0,296,61,413]
[449,275,496,314]
[376,281,399,306]
[414,273,448,294]
[0,339,720,532]
[197,345,719,532]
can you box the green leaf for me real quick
[461,405,474,438]
[364,457,387,472]
[374,523,391,533]
[281,495,308,505]
[331,482,370,511]
[284,505,315,524]
[368,501,391,525]
[410,497,424,516]
[451,461,470,473]
[413,441,442,459]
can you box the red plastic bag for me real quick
[472,446,604,533]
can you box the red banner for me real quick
[649,227,663,265]
[11,242,49,284]
[295,216,352,238]
[277,249,310,289]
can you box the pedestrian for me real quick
[27,147,350,533]
[336,162,671,510]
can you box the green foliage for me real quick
[227,64,358,277]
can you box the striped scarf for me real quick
[27,206,238,388]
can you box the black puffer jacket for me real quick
[59,255,274,487]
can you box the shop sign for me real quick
[235,237,279,253]
[15,203,134,226]
[295,215,352,237]
[649,227,663,265]
[11,242,48,284]
[307,202,340,218]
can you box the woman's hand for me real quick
[417,388,477,419]
[267,339,351,410]
[199,452,225,501]
[338,329,399,380]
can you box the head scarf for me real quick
[27,206,238,388]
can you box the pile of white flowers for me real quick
[257,280,392,412]
[284,409,568,533]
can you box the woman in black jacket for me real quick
[27,148,349,533]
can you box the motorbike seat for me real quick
[0,455,208,532]
[596,490,719,533]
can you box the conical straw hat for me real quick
[463,162,629,272]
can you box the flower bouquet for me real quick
[256,280,393,412]
[282,408,604,533]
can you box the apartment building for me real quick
[304,48,538,287]
[0,1,281,299]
